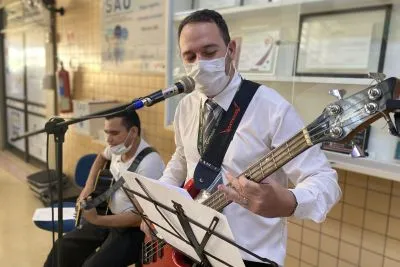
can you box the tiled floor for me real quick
[0,151,52,267]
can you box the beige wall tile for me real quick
[300,261,315,267]
[285,255,300,267]
[289,223,303,242]
[339,182,346,196]
[338,260,357,267]
[362,230,386,254]
[346,172,367,188]
[393,181,400,197]
[328,202,342,220]
[390,196,400,218]
[300,246,318,266]
[364,211,388,235]
[318,252,337,267]
[321,218,341,238]
[336,168,347,184]
[342,204,364,227]
[387,216,400,240]
[303,220,321,232]
[320,234,339,256]
[366,190,390,214]
[368,177,392,194]
[359,250,383,267]
[339,241,360,265]
[302,228,320,249]
[383,258,400,267]
[341,223,362,246]
[287,239,301,258]
[385,238,400,261]
[344,185,366,207]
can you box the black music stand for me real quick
[121,171,279,267]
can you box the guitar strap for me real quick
[84,146,156,209]
[193,79,260,190]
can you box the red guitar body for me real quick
[142,179,198,267]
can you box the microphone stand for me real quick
[11,101,136,267]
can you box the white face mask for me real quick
[184,48,232,97]
[109,131,134,155]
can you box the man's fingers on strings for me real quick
[219,173,250,206]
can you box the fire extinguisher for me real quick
[58,61,73,113]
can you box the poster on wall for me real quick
[4,33,25,100]
[237,30,280,74]
[295,6,390,77]
[101,0,166,73]
[7,107,26,152]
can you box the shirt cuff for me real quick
[288,187,325,223]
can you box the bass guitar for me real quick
[141,77,400,267]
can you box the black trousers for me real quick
[44,223,144,267]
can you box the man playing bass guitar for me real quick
[141,9,341,267]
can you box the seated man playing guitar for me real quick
[44,110,165,267]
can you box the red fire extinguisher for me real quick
[58,61,73,113]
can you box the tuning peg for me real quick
[368,72,386,83]
[350,141,365,158]
[329,89,346,100]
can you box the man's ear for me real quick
[228,40,237,59]
[131,126,139,138]
[225,40,237,74]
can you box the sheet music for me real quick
[32,207,76,221]
[122,171,246,267]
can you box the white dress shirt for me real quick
[160,72,341,265]
[103,138,165,214]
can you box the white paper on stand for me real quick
[32,207,76,221]
[122,171,246,267]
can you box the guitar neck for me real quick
[202,128,314,211]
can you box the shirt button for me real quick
[199,178,204,183]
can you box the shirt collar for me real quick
[197,71,242,111]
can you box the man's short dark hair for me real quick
[178,9,231,45]
[106,110,141,136]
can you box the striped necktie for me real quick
[202,99,223,151]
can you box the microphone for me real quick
[128,76,195,110]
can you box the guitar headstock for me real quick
[307,77,400,144]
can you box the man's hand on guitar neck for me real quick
[82,207,99,224]
[140,220,157,240]
[78,185,93,203]
[218,173,297,218]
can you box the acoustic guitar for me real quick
[75,162,113,229]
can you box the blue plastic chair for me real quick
[33,154,97,233]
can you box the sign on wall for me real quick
[101,0,166,73]
[7,107,26,152]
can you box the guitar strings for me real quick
[205,108,376,211]
[142,239,166,261]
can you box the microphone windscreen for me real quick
[179,76,195,93]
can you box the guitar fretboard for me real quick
[201,129,313,211]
